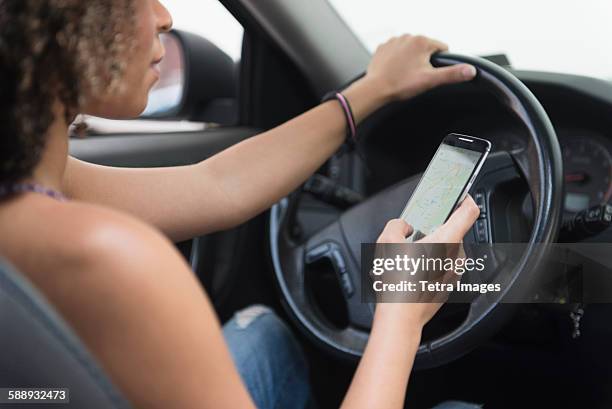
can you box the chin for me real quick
[133,102,150,118]
[84,90,150,120]
[121,96,150,119]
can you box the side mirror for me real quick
[141,30,238,125]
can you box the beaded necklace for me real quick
[0,183,68,202]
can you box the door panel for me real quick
[69,127,259,167]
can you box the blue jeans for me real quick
[224,305,483,409]
[223,305,311,409]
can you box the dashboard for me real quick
[357,69,612,225]
[293,67,612,283]
[491,129,612,214]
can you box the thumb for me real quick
[428,64,477,87]
[436,195,480,242]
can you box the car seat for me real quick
[0,258,131,408]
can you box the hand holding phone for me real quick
[400,133,491,241]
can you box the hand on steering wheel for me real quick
[366,34,477,101]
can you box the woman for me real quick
[0,1,481,408]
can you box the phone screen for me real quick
[400,140,486,240]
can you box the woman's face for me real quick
[84,0,172,119]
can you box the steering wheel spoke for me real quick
[471,151,532,243]
[303,223,375,331]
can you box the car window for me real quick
[82,0,243,135]
[329,0,612,81]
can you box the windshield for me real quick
[329,0,612,81]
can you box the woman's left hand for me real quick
[365,34,477,102]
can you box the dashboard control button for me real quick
[560,203,612,242]
[474,190,487,219]
[475,219,489,243]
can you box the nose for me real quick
[155,1,173,33]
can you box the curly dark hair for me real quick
[0,0,135,185]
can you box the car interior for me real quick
[2,0,612,408]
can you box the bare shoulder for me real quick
[42,199,201,308]
[0,194,202,339]
[3,197,207,343]
[1,196,249,408]
[0,195,192,299]
[62,200,173,257]
[52,200,190,281]
[60,202,196,293]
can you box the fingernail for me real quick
[462,65,477,79]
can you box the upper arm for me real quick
[63,156,239,241]
[46,207,254,409]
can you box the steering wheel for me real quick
[269,53,564,368]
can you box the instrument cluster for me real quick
[491,129,612,213]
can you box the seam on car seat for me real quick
[0,262,131,409]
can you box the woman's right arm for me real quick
[341,196,480,409]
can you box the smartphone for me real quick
[400,133,491,241]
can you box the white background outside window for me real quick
[329,0,612,81]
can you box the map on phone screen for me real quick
[401,143,483,239]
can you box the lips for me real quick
[149,49,165,79]
[150,55,163,76]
